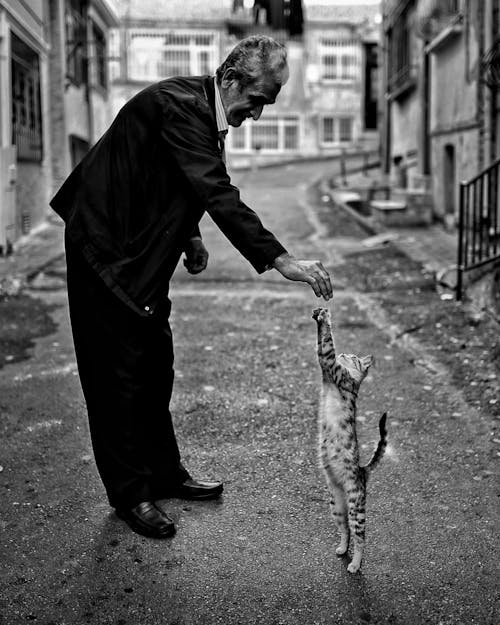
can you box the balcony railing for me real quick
[483,36,500,89]
[457,157,500,300]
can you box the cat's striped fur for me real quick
[312,307,387,573]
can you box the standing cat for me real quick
[312,307,387,573]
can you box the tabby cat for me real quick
[312,307,387,573]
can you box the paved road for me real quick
[0,161,498,624]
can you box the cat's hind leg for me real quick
[327,483,350,556]
[346,491,366,573]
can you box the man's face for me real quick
[220,66,288,127]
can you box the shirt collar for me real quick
[214,77,229,135]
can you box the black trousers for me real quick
[65,235,189,508]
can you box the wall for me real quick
[428,7,482,219]
[0,0,52,241]
[305,24,365,155]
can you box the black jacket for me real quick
[50,75,287,316]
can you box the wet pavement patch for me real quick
[0,293,58,368]
[338,246,435,293]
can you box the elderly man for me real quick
[50,35,332,539]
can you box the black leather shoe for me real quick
[172,478,223,500]
[115,501,175,538]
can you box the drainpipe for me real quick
[382,26,391,176]
[490,0,499,161]
[83,0,94,146]
[477,0,485,170]
[422,46,431,177]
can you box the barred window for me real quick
[11,34,43,162]
[339,117,353,142]
[319,39,360,81]
[92,22,107,89]
[65,0,87,86]
[228,116,300,152]
[252,122,279,150]
[128,30,218,81]
[322,117,335,143]
[231,126,246,150]
[320,116,353,145]
[387,0,417,97]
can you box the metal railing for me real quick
[457,157,500,299]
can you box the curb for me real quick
[0,214,65,297]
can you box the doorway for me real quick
[443,144,456,223]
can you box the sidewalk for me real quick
[0,168,461,295]
[322,168,458,280]
[0,213,65,297]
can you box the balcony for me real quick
[483,37,500,90]
[387,64,418,101]
[225,9,288,43]
[425,14,463,54]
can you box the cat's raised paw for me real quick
[335,545,348,557]
[312,307,330,322]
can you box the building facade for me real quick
[0,0,51,252]
[0,0,118,254]
[380,0,500,223]
[48,0,119,195]
[109,0,380,168]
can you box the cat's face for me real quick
[337,353,374,382]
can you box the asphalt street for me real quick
[0,161,499,624]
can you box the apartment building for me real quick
[47,0,119,193]
[380,0,500,221]
[0,0,50,252]
[0,0,118,253]
[227,2,380,165]
[109,0,380,168]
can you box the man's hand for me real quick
[183,238,209,274]
[272,253,332,300]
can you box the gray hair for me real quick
[215,35,287,87]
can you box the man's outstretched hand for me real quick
[183,238,209,274]
[272,253,332,300]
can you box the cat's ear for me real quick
[360,355,374,371]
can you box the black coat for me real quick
[50,75,287,317]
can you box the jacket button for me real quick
[144,305,153,314]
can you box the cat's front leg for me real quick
[312,308,336,373]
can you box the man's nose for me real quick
[250,105,263,121]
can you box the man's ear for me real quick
[221,67,237,89]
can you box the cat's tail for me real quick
[364,412,388,474]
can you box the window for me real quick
[322,117,335,143]
[108,28,121,82]
[91,22,107,89]
[339,117,353,142]
[65,0,87,86]
[231,126,246,150]
[228,116,300,152]
[11,34,43,162]
[320,116,354,145]
[128,30,218,81]
[252,123,279,150]
[387,1,417,97]
[364,43,378,130]
[319,39,359,81]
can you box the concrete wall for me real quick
[110,15,380,168]
[304,24,366,154]
[428,6,483,220]
[0,0,52,241]
[50,0,117,193]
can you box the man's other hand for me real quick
[272,253,332,300]
[183,238,209,274]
